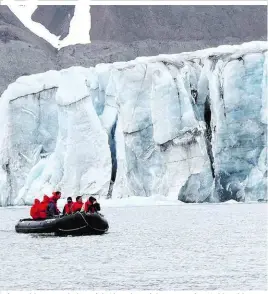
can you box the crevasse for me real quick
[0,41,267,206]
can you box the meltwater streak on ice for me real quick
[0,41,267,206]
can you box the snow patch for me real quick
[59,3,91,49]
[8,2,91,49]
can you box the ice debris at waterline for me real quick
[0,41,267,206]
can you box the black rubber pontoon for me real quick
[15,212,109,236]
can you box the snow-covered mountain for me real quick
[31,5,75,40]
[0,5,266,96]
[8,4,90,48]
[0,41,267,206]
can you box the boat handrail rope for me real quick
[78,211,108,232]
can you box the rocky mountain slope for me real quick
[0,5,266,95]
[0,6,57,95]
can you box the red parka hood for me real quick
[42,195,50,203]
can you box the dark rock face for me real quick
[0,6,57,95]
[32,5,267,46]
[90,6,267,43]
[0,5,267,95]
[57,6,267,69]
[31,5,75,40]
[0,5,25,28]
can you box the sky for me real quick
[8,2,91,49]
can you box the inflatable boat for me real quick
[15,212,109,236]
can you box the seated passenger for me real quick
[46,191,61,218]
[39,195,50,219]
[82,196,101,213]
[63,197,73,215]
[30,199,41,220]
[72,196,84,213]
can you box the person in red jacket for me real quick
[63,197,73,215]
[39,195,50,219]
[72,196,83,213]
[47,191,61,218]
[83,196,101,213]
[30,199,41,220]
[49,191,62,202]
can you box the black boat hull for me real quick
[15,212,109,236]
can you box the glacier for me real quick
[0,41,267,206]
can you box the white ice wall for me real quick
[0,41,267,206]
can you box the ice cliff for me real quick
[0,41,267,206]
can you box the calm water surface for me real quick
[0,203,267,290]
